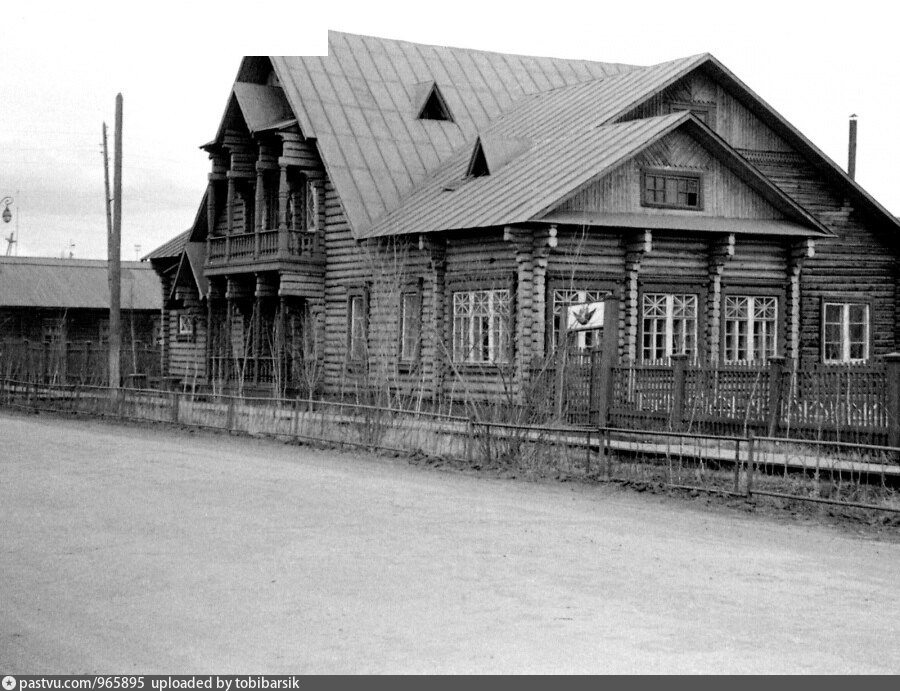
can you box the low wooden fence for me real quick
[539,352,900,446]
[2,378,898,516]
[0,340,161,386]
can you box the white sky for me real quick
[1,0,897,259]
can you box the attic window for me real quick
[642,170,702,210]
[418,84,453,122]
[669,102,714,125]
[466,139,489,178]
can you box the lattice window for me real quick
[642,171,701,209]
[724,296,778,363]
[641,293,697,363]
[552,288,606,351]
[823,302,869,363]
[452,289,511,363]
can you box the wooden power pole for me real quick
[109,94,123,390]
[102,122,113,242]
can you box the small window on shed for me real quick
[418,84,454,122]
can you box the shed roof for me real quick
[0,257,161,310]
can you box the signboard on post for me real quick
[566,301,605,333]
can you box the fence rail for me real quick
[2,378,899,516]
[600,356,899,446]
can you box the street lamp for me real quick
[1,196,12,224]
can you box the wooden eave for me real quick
[538,212,822,238]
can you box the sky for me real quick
[1,0,898,260]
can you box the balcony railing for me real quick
[207,228,318,266]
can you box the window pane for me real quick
[452,289,509,363]
[400,292,419,361]
[349,295,366,360]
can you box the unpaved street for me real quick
[1,410,899,673]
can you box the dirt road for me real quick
[1,411,898,673]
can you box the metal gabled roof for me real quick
[143,228,191,261]
[0,257,161,310]
[270,31,638,237]
[361,112,832,239]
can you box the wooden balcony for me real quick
[206,228,321,272]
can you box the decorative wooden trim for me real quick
[624,230,652,362]
[505,226,535,399]
[706,233,735,363]
[787,238,815,363]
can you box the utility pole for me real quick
[102,123,113,243]
[109,94,123,390]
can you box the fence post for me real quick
[61,341,70,384]
[884,353,900,448]
[170,391,180,424]
[226,395,235,431]
[766,355,786,438]
[746,432,755,498]
[669,353,689,431]
[466,416,475,463]
[594,353,616,428]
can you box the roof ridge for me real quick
[327,30,642,72]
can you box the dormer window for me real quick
[641,170,702,210]
[417,83,453,122]
[466,138,489,178]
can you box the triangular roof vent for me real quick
[417,82,454,122]
[466,137,490,178]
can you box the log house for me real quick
[147,32,900,402]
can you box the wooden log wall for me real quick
[166,285,207,382]
[616,67,900,364]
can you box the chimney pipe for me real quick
[848,114,858,180]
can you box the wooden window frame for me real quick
[640,169,703,211]
[450,286,513,366]
[638,286,703,364]
[398,279,423,369]
[821,298,871,364]
[176,313,196,343]
[346,286,369,364]
[721,294,780,364]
